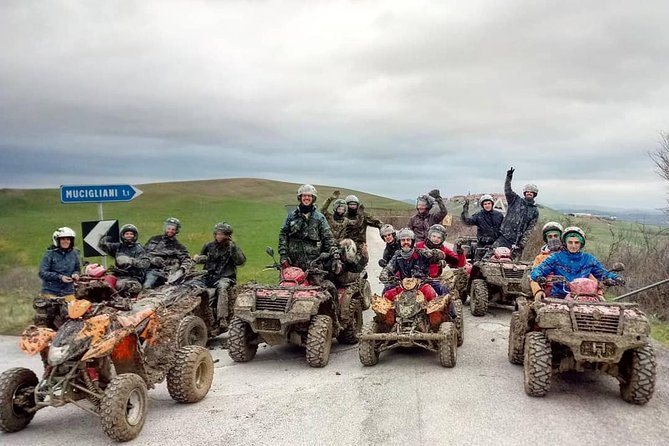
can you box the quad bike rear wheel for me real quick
[306,315,333,368]
[508,311,525,365]
[177,315,208,348]
[100,373,148,442]
[454,299,464,347]
[619,343,656,405]
[337,300,362,345]
[0,367,37,433]
[167,345,214,403]
[358,321,380,366]
[228,317,258,362]
[523,332,552,397]
[470,279,489,317]
[438,322,458,368]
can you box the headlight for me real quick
[47,345,70,366]
[291,300,314,313]
[236,293,254,308]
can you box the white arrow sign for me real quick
[83,220,118,256]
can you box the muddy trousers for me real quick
[116,277,143,296]
[33,294,74,330]
[209,278,234,328]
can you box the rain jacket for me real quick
[197,240,246,287]
[461,208,504,247]
[407,197,448,242]
[39,247,81,295]
[497,173,539,248]
[99,236,148,280]
[279,207,337,270]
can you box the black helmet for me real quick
[213,222,233,235]
[119,224,139,243]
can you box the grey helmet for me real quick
[416,194,434,210]
[541,221,563,242]
[345,194,360,206]
[427,224,447,244]
[479,194,494,206]
[163,217,181,234]
[52,226,76,246]
[297,184,318,202]
[562,226,586,247]
[523,183,539,196]
[379,224,396,240]
[397,227,416,241]
[213,222,233,235]
[119,224,139,243]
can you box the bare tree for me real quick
[649,132,669,213]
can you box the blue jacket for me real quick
[530,250,618,297]
[39,247,81,296]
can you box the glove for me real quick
[418,248,434,258]
[462,199,469,213]
[606,276,625,287]
[332,190,341,199]
[454,241,464,255]
[379,270,390,283]
[507,167,515,177]
[193,254,208,263]
[428,189,441,199]
[116,255,131,266]
[378,258,388,268]
[536,276,547,287]
[614,277,626,286]
[151,257,165,267]
[534,291,546,302]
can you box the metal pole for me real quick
[98,203,107,268]
[612,278,669,301]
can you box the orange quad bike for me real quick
[0,290,214,442]
[358,277,461,367]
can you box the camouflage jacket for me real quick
[39,247,81,296]
[343,207,383,245]
[278,208,337,270]
[407,197,448,242]
[144,235,193,271]
[499,175,539,247]
[197,240,246,285]
[99,237,148,280]
[321,196,350,241]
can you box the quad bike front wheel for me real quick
[176,315,208,348]
[0,367,38,433]
[306,315,333,368]
[228,317,258,362]
[523,332,552,397]
[100,373,148,442]
[454,299,464,347]
[619,343,656,405]
[508,311,525,365]
[470,279,489,317]
[167,345,214,403]
[358,321,380,366]
[337,300,362,345]
[438,322,458,368]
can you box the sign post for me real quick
[60,184,143,265]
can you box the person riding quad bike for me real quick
[320,190,349,241]
[407,189,448,242]
[193,222,246,331]
[378,224,400,268]
[99,223,150,296]
[530,226,624,299]
[341,194,384,248]
[143,217,194,289]
[36,227,81,330]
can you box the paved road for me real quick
[1,228,668,445]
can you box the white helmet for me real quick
[479,194,494,205]
[297,184,318,202]
[345,194,360,205]
[541,221,563,242]
[52,227,76,246]
[397,228,415,240]
[562,226,586,246]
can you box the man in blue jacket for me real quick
[530,226,624,299]
[36,227,81,328]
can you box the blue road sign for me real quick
[60,184,143,204]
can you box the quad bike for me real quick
[509,273,656,404]
[0,290,214,441]
[358,277,462,367]
[228,248,359,368]
[466,246,531,316]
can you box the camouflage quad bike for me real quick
[358,277,462,367]
[509,276,656,404]
[0,289,214,441]
[467,246,531,316]
[138,267,225,347]
[228,248,363,368]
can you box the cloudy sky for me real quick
[1,0,668,209]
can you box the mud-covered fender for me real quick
[19,325,56,356]
[338,288,354,321]
[427,294,450,315]
[81,326,134,361]
[371,294,394,315]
